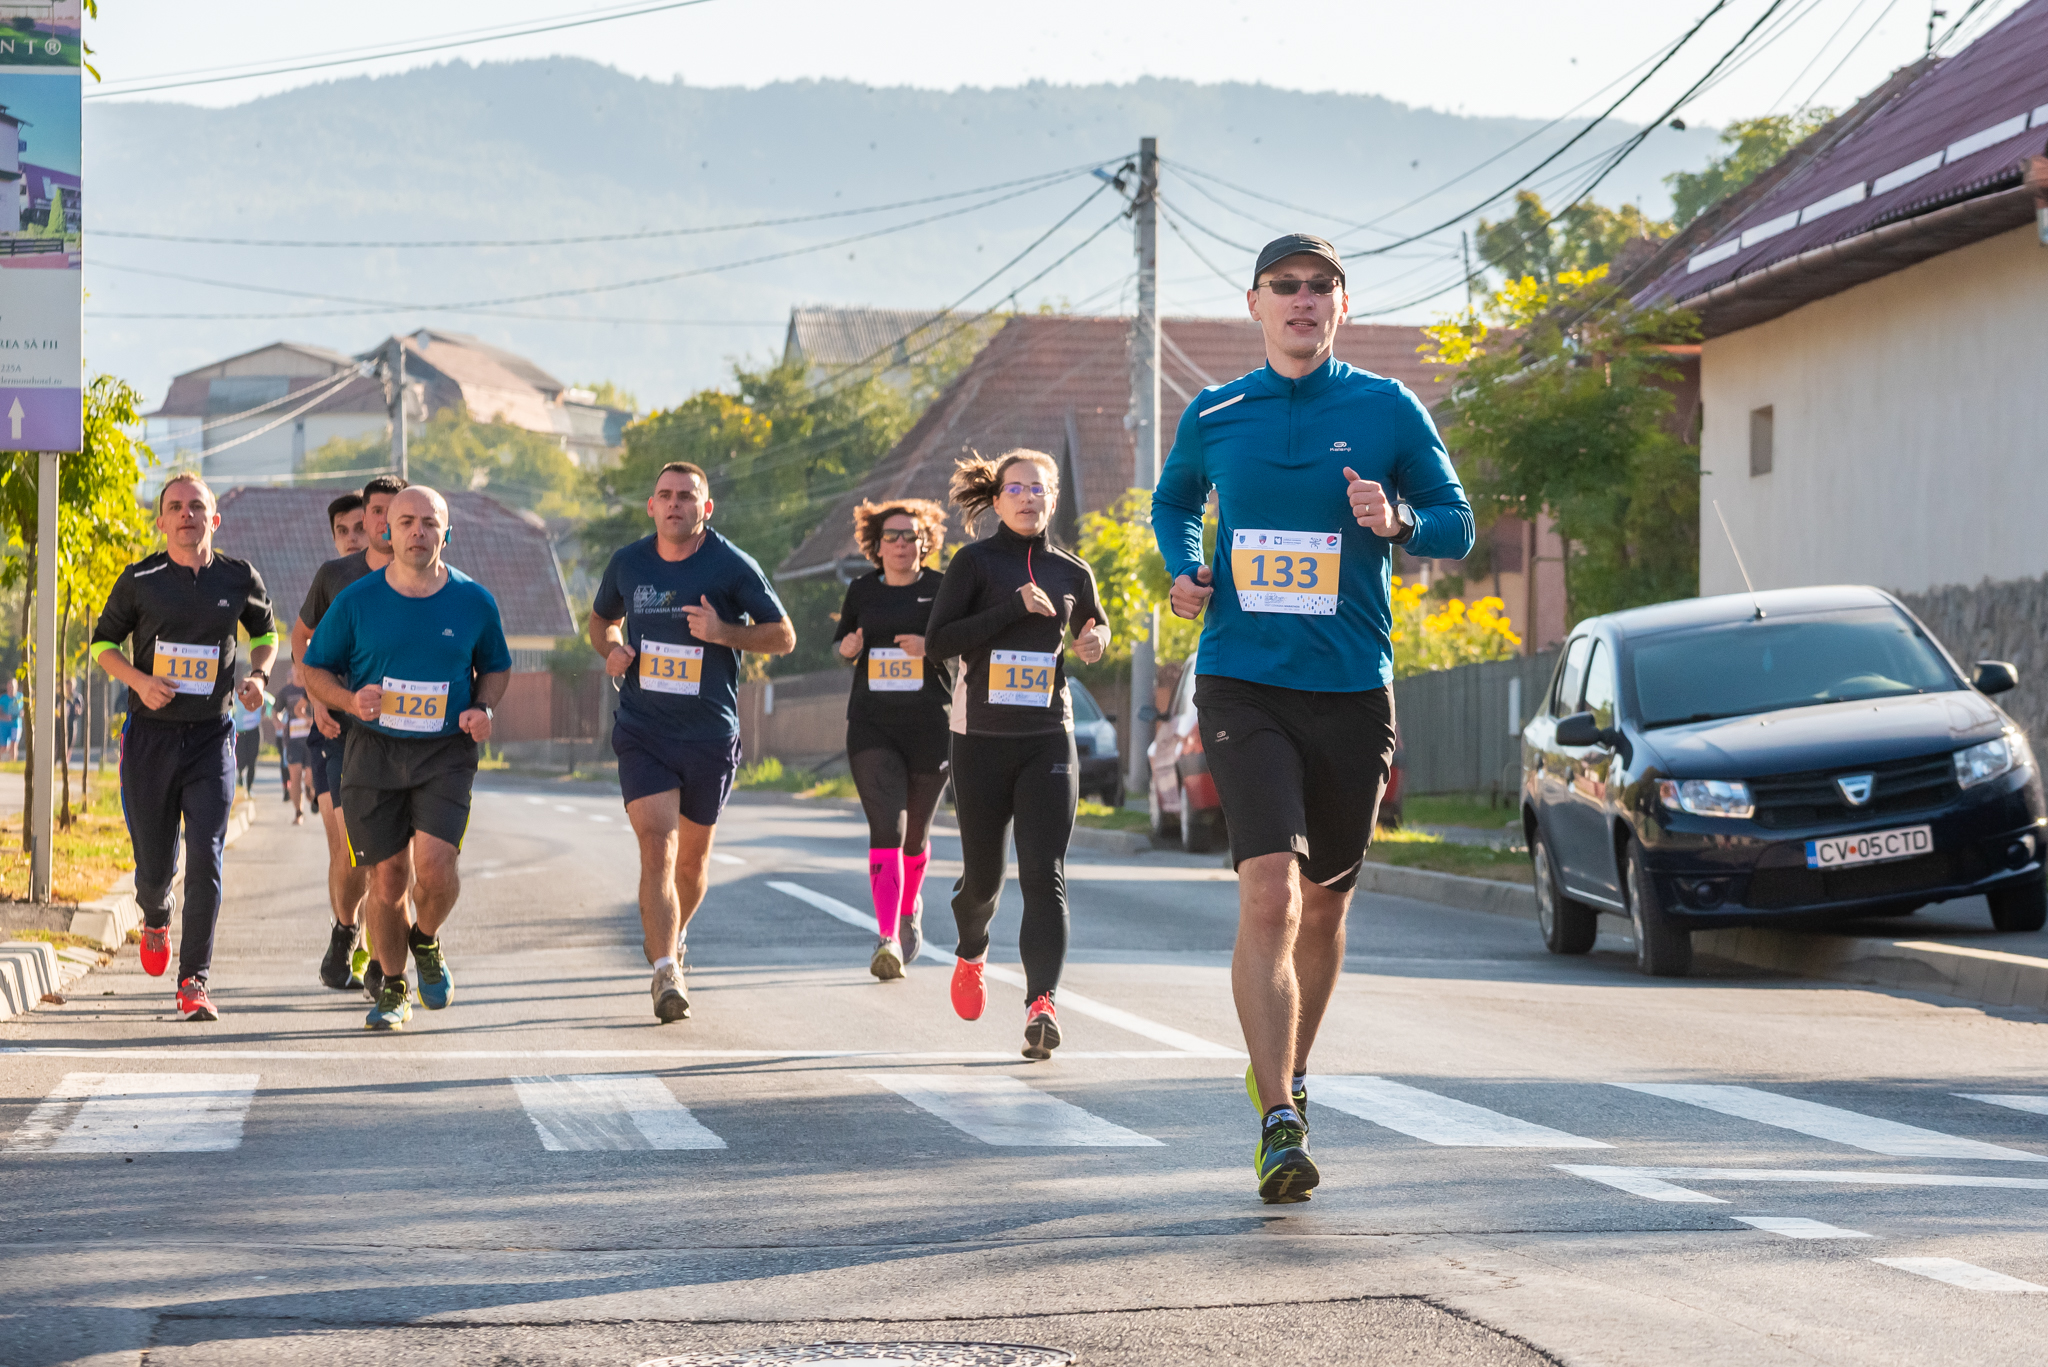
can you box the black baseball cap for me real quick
[1253,233,1345,287]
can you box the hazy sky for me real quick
[85,0,2022,124]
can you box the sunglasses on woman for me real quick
[878,529,923,544]
[1258,277,1340,296]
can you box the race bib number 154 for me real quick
[1231,528,1341,616]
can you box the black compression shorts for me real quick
[340,727,479,867]
[1194,675,1395,894]
[847,714,950,776]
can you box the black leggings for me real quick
[849,745,949,853]
[949,730,1078,1003]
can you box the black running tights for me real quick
[948,730,1077,1003]
[849,746,949,853]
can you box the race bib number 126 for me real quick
[1230,529,1341,616]
[380,677,449,733]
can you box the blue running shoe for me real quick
[412,936,453,1010]
[365,976,412,1031]
[1255,1105,1318,1204]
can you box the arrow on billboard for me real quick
[6,399,21,443]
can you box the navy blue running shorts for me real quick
[307,728,348,802]
[613,718,741,826]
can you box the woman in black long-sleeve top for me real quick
[925,448,1111,1060]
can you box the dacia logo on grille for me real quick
[1836,773,1875,806]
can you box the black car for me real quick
[1069,677,1124,808]
[1521,585,2046,977]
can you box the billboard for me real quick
[0,0,82,452]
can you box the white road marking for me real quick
[5,1047,1210,1061]
[766,881,1241,1058]
[1732,1215,1872,1239]
[710,853,747,865]
[1557,1166,1727,1203]
[3,1073,259,1153]
[1557,1165,2048,1192]
[509,1074,725,1151]
[526,797,545,805]
[870,1073,1162,1147]
[1873,1257,2048,1293]
[1615,1083,2047,1161]
[1957,1094,2048,1117]
[554,804,578,813]
[1311,1075,1609,1148]
[588,815,610,823]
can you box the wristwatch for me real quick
[1390,500,1418,545]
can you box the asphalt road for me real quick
[6,771,2048,1367]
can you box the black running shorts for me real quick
[612,716,741,826]
[847,714,951,777]
[340,727,479,867]
[1193,675,1396,893]
[308,729,347,802]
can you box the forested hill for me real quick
[85,60,1722,408]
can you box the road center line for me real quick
[1310,1075,1610,1148]
[4,1073,260,1154]
[3,1047,1212,1062]
[870,1073,1163,1147]
[1614,1083,2047,1161]
[766,880,1242,1058]
[1558,1165,2048,1192]
[1873,1257,2048,1292]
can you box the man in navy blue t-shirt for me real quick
[304,487,513,1031]
[589,460,795,1023]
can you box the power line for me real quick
[86,0,722,100]
[97,158,1118,249]
[1787,0,1905,112]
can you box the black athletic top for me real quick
[925,524,1104,738]
[298,549,374,629]
[833,567,952,725]
[90,551,276,724]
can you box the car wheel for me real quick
[1180,778,1225,854]
[1533,830,1597,955]
[1625,841,1693,977]
[1149,777,1178,840]
[1987,877,2048,933]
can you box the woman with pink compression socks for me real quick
[833,499,954,981]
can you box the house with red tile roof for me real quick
[1624,0,2048,600]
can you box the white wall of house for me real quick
[1700,224,2048,597]
[198,411,388,485]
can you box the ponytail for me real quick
[950,449,1060,528]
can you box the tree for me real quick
[1475,191,1674,286]
[573,380,639,412]
[1074,490,1209,668]
[1666,110,1834,228]
[1420,266,1700,627]
[1389,577,1520,677]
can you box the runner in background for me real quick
[301,486,511,1031]
[229,674,271,795]
[285,695,313,825]
[832,498,952,980]
[589,461,795,1024]
[90,472,278,1022]
[925,450,1109,1060]
[2,678,25,762]
[296,479,401,994]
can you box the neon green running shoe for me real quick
[1254,1106,1318,1205]
[365,976,413,1031]
[1244,1063,1309,1133]
[349,945,371,985]
[412,936,453,1011]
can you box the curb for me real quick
[0,941,105,1018]
[1357,859,2048,1014]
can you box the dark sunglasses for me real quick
[1258,277,1340,296]
[878,528,923,544]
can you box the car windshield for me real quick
[1070,679,1102,722]
[1630,608,1959,729]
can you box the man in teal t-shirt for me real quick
[302,487,511,1031]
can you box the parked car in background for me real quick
[1521,586,2046,978]
[1069,677,1122,808]
[1146,647,1404,853]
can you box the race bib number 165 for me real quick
[1230,529,1341,616]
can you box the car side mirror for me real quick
[1555,712,1603,747]
[1973,661,2018,696]
[1103,713,1117,726]
[1136,705,1159,725]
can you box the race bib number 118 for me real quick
[1230,529,1341,616]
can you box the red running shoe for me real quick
[1022,994,1061,1060]
[175,977,219,1022]
[950,956,986,1021]
[138,925,171,977]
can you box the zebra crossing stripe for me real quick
[870,1074,1163,1147]
[1732,1216,1872,1239]
[1556,1166,1727,1203]
[1614,1083,2048,1161]
[4,1073,259,1153]
[1956,1094,2048,1117]
[510,1074,726,1151]
[1873,1258,2048,1293]
[1558,1165,2048,1193]
[1309,1075,1610,1148]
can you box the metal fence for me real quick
[1392,649,1560,798]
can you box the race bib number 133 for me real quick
[1231,528,1340,616]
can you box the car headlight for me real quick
[1955,731,2027,789]
[1657,778,1754,819]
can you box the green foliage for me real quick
[574,380,639,412]
[1474,192,1673,286]
[1420,268,1701,627]
[304,405,593,522]
[1075,489,1213,668]
[1666,110,1834,228]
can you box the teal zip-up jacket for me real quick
[1151,356,1474,693]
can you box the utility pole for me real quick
[387,337,409,481]
[1462,231,1474,308]
[29,452,57,901]
[1126,137,1160,803]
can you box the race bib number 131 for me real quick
[1231,529,1341,616]
[639,639,704,696]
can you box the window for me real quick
[1749,405,1774,476]
[1582,641,1617,730]
[1552,636,1593,716]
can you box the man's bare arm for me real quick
[300,664,358,714]
[727,619,797,656]
[473,670,510,710]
